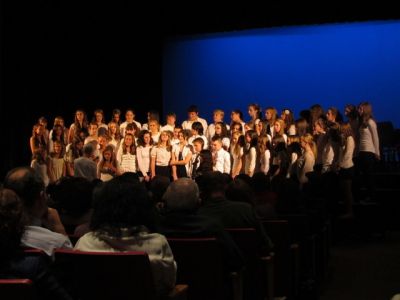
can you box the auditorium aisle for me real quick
[319,231,400,300]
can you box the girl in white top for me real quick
[64,137,84,177]
[116,123,138,155]
[107,121,121,150]
[272,118,288,144]
[358,102,380,159]
[120,109,142,137]
[231,122,244,137]
[297,133,317,187]
[31,148,50,187]
[188,122,208,149]
[49,116,69,146]
[171,130,193,180]
[230,110,246,135]
[49,124,66,156]
[93,109,108,132]
[38,117,50,148]
[244,130,258,177]
[170,126,182,146]
[212,122,230,151]
[264,107,277,138]
[97,145,120,181]
[255,119,268,138]
[247,103,262,130]
[148,119,161,144]
[257,135,271,175]
[206,109,229,141]
[142,110,160,130]
[321,123,341,174]
[30,124,47,155]
[117,133,137,174]
[230,131,245,178]
[281,108,296,136]
[48,140,66,183]
[339,123,356,170]
[68,109,88,144]
[357,102,380,200]
[151,131,172,179]
[136,130,153,182]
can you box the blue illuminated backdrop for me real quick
[163,20,400,128]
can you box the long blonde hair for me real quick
[358,102,374,128]
[157,131,172,151]
[230,131,244,157]
[300,133,317,159]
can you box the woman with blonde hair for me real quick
[297,133,317,187]
[357,101,380,201]
[264,107,277,137]
[230,131,245,178]
[30,123,47,155]
[151,131,172,179]
[68,109,88,144]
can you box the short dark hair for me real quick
[0,188,26,262]
[191,122,204,135]
[3,167,44,209]
[49,177,94,217]
[187,105,199,113]
[192,137,204,148]
[196,171,228,201]
[90,177,155,235]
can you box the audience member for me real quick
[3,167,72,255]
[0,188,73,300]
[74,177,176,296]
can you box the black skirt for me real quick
[155,165,171,178]
[339,166,354,180]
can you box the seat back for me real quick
[225,228,273,300]
[0,279,35,300]
[54,249,157,300]
[262,220,297,298]
[167,237,226,300]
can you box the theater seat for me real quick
[167,237,242,300]
[54,249,188,300]
[0,279,35,300]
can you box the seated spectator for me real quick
[149,175,171,209]
[0,187,73,300]
[250,172,278,220]
[73,143,97,181]
[48,177,95,236]
[3,167,72,255]
[198,172,273,254]
[157,178,244,272]
[74,177,176,296]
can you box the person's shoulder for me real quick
[25,226,68,240]
[367,118,377,127]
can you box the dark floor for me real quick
[320,231,400,300]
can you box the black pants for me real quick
[356,151,376,199]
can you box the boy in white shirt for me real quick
[211,136,231,174]
[161,112,177,133]
[182,105,208,133]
